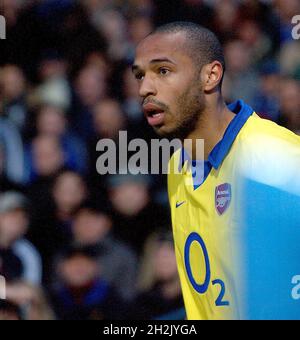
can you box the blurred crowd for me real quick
[0,0,299,320]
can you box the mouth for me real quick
[142,103,165,127]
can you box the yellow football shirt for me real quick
[168,100,300,320]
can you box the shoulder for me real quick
[242,114,300,146]
[13,239,41,258]
[237,114,300,194]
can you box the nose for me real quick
[139,75,157,99]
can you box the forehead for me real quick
[134,32,190,66]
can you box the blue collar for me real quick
[179,99,254,172]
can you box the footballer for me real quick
[132,22,300,320]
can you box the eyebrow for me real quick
[132,58,176,72]
[150,58,176,65]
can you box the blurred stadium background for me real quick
[0,0,299,320]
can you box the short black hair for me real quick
[60,245,101,261]
[152,21,225,86]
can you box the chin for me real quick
[158,129,187,141]
[153,127,166,137]
[153,124,176,138]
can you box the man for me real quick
[132,22,300,319]
[0,191,42,285]
[51,246,124,320]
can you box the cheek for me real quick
[169,81,196,110]
[166,92,190,123]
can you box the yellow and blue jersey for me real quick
[168,100,300,320]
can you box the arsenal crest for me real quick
[215,183,232,215]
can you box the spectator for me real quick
[223,39,259,106]
[35,105,88,174]
[70,205,138,301]
[0,142,21,193]
[27,134,65,183]
[92,9,129,62]
[88,98,127,190]
[130,231,184,320]
[280,41,300,77]
[52,171,88,228]
[92,98,127,141]
[5,282,55,320]
[211,0,239,43]
[0,191,42,285]
[254,61,281,122]
[279,78,300,135]
[32,50,72,112]
[107,173,169,253]
[127,15,154,62]
[28,170,88,273]
[0,116,27,185]
[51,246,124,320]
[57,2,107,76]
[0,191,51,320]
[83,51,112,81]
[237,19,272,65]
[122,66,143,124]
[0,65,28,133]
[75,66,108,109]
[26,135,65,231]
[72,66,108,140]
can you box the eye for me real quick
[134,72,144,81]
[159,67,170,76]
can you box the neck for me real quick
[185,96,235,160]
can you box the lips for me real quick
[142,102,165,127]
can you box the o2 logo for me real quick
[291,275,300,300]
[292,15,300,40]
[184,232,229,306]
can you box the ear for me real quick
[201,61,224,92]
